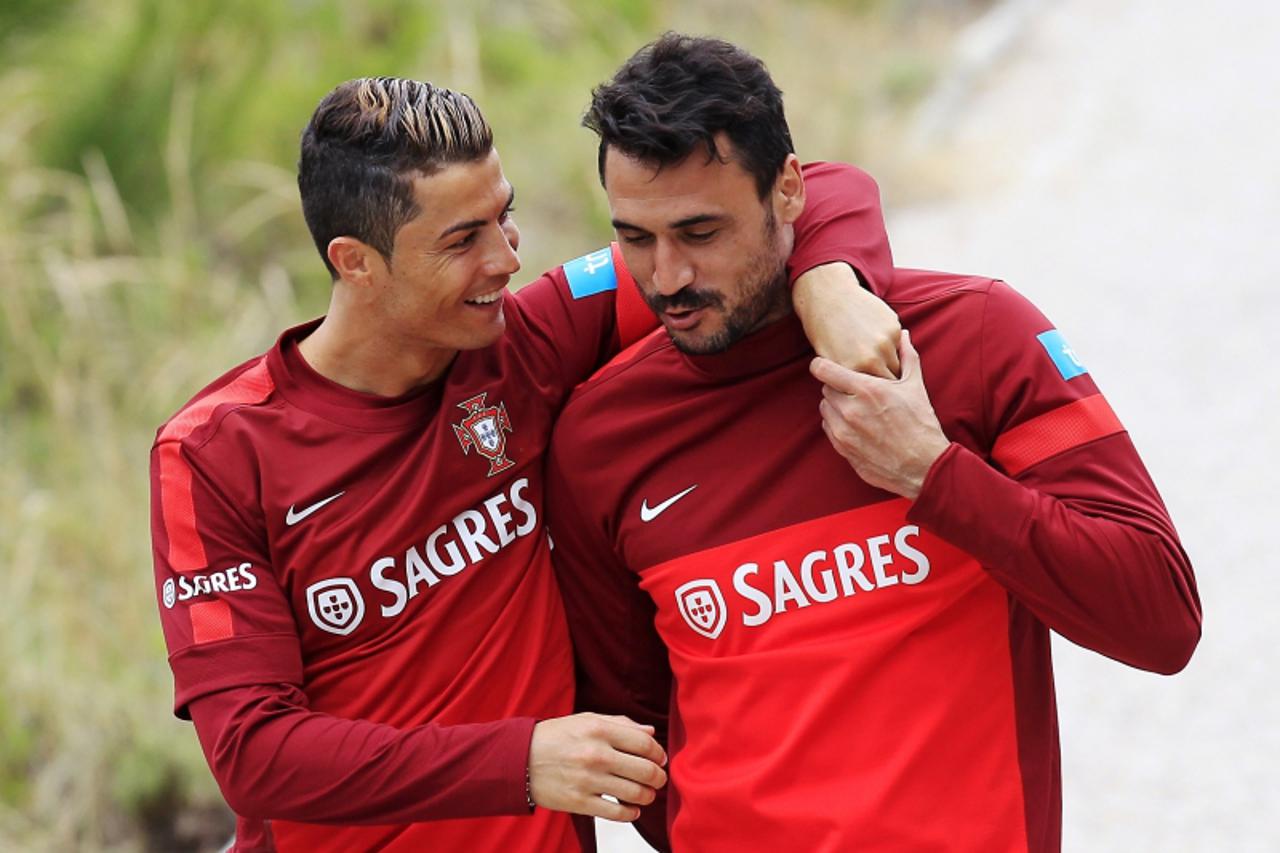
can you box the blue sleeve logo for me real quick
[563,247,617,299]
[1036,329,1088,380]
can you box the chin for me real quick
[461,313,507,350]
[666,327,733,356]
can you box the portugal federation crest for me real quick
[452,392,515,476]
[676,578,727,640]
[305,577,365,636]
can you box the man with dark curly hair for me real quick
[548,33,1201,853]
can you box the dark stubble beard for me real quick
[647,206,791,356]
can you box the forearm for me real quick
[909,442,1201,674]
[190,683,534,824]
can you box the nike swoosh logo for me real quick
[640,485,697,523]
[286,491,345,526]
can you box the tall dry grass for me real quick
[0,73,308,850]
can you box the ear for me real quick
[327,237,385,287]
[774,154,805,226]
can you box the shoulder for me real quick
[893,270,1045,316]
[799,160,880,193]
[888,270,1056,345]
[154,353,279,455]
[570,328,671,400]
[551,329,673,446]
[513,244,624,309]
[887,268,1000,306]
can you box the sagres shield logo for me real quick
[306,578,365,636]
[676,579,727,640]
[452,393,515,477]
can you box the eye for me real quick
[684,229,719,243]
[450,231,479,250]
[500,206,516,223]
[618,232,654,246]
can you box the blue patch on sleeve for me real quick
[1036,329,1088,380]
[563,247,618,299]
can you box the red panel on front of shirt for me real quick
[638,499,1029,851]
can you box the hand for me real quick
[528,713,668,822]
[810,329,950,499]
[793,262,902,379]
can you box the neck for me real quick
[298,298,456,397]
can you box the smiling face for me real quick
[370,148,521,355]
[604,136,804,354]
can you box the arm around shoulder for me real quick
[789,161,901,377]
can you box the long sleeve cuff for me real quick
[907,442,1033,570]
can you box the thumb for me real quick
[898,329,922,382]
[809,356,864,395]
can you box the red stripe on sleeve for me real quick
[156,360,275,570]
[190,600,235,643]
[611,242,653,347]
[159,442,207,569]
[992,393,1124,477]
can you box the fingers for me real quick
[818,405,844,455]
[593,797,643,823]
[601,715,656,735]
[597,776,660,812]
[610,750,668,792]
[570,790,642,822]
[809,356,864,394]
[528,713,669,821]
[880,346,902,379]
[818,399,859,461]
[879,330,903,378]
[569,751,664,822]
[601,717,667,767]
[850,348,898,380]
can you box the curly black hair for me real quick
[584,33,794,199]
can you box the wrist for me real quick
[908,439,954,501]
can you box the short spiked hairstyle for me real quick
[298,77,493,278]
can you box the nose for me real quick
[486,220,521,277]
[652,239,693,296]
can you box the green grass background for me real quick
[0,0,982,848]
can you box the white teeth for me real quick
[466,290,503,305]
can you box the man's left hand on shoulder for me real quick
[810,329,951,499]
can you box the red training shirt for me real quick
[546,259,1201,848]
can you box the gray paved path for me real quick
[889,1,1279,849]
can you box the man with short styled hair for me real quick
[149,75,900,852]
[546,34,1201,852]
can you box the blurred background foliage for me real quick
[0,0,987,848]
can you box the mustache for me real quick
[645,287,723,314]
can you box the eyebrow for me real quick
[438,187,516,240]
[611,212,725,232]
